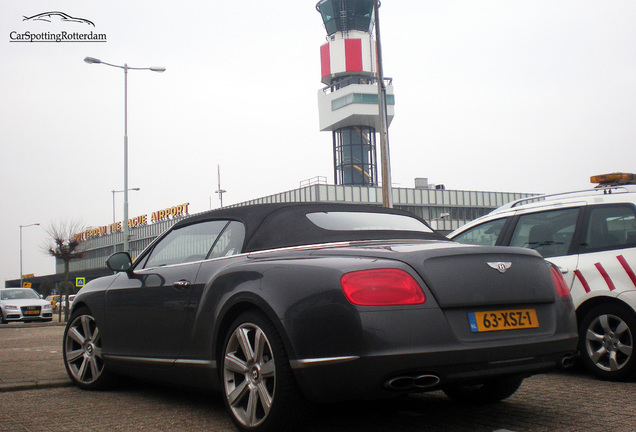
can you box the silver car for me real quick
[0,288,53,323]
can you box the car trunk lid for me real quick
[415,246,555,308]
[310,240,556,308]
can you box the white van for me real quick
[449,173,636,381]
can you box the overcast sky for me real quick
[2,1,635,283]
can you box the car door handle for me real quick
[172,280,191,290]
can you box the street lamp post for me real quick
[373,0,393,208]
[19,223,40,288]
[84,56,165,253]
[112,188,140,253]
[431,212,450,231]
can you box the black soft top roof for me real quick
[172,203,446,253]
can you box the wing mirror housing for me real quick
[107,252,133,273]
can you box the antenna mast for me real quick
[215,165,227,208]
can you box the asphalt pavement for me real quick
[0,320,71,392]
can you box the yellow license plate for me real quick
[24,310,40,315]
[468,309,539,333]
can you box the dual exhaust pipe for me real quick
[385,354,576,390]
[384,374,440,391]
[385,354,576,391]
[559,354,577,369]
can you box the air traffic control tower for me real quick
[316,0,395,186]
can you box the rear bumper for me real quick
[280,281,578,403]
[290,336,578,403]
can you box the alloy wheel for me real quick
[584,313,633,373]
[64,313,105,385]
[223,322,276,429]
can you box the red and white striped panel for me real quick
[574,254,636,293]
[320,35,373,83]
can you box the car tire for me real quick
[63,307,112,390]
[0,312,7,324]
[221,310,304,432]
[442,375,524,404]
[579,303,636,381]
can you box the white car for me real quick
[449,173,636,381]
[0,288,54,323]
[46,294,76,311]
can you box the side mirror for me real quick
[107,252,133,272]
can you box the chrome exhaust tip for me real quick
[414,374,441,388]
[385,376,416,390]
[384,374,440,390]
[559,354,576,369]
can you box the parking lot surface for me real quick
[1,323,635,431]
[0,321,69,390]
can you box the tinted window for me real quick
[582,205,636,252]
[452,218,507,246]
[509,208,579,258]
[306,212,433,233]
[208,221,246,258]
[143,220,228,268]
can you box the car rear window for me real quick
[306,212,433,233]
[452,218,507,246]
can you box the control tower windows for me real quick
[317,0,375,36]
[334,126,377,186]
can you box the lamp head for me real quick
[84,57,102,64]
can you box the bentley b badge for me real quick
[487,262,512,274]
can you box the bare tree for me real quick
[43,220,86,321]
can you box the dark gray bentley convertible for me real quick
[64,203,578,431]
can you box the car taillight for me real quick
[341,269,426,306]
[549,264,571,298]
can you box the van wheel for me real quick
[579,303,636,381]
